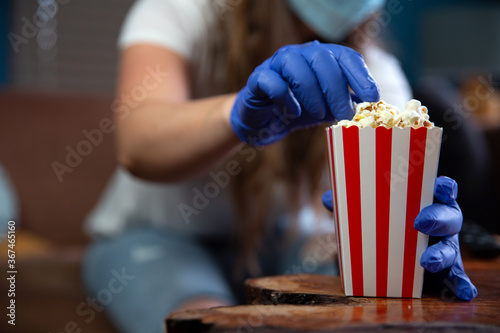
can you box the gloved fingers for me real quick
[421,235,459,273]
[446,260,478,301]
[414,202,462,237]
[434,176,458,205]
[428,242,478,302]
[247,68,301,122]
[322,190,333,212]
[422,237,478,301]
[323,44,380,103]
[300,41,354,121]
[350,93,362,104]
[269,47,329,119]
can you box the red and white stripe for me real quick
[326,126,442,298]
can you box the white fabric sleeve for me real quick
[363,45,412,110]
[118,0,214,60]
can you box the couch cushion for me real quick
[0,90,117,245]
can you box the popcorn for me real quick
[337,99,434,129]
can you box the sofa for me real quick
[0,90,118,332]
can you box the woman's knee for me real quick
[81,228,236,331]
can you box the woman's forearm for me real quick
[116,93,240,182]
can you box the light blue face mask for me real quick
[287,0,386,42]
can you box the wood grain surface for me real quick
[166,258,500,332]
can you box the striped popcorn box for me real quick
[325,125,442,298]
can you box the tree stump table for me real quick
[166,259,500,332]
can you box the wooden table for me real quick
[166,258,500,332]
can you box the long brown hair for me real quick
[218,0,370,275]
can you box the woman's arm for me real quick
[115,44,240,182]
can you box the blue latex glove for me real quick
[322,176,477,301]
[230,41,380,146]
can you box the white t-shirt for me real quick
[118,0,228,98]
[85,0,412,238]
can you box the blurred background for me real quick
[0,0,499,332]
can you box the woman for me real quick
[84,1,476,332]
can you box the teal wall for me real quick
[383,0,500,84]
[0,1,9,86]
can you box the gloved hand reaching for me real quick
[230,41,380,146]
[322,176,477,301]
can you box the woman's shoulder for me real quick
[124,0,216,27]
[118,0,217,59]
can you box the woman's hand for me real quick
[414,176,477,301]
[322,176,477,301]
[230,41,380,146]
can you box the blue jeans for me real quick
[83,226,338,333]
[0,163,18,235]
